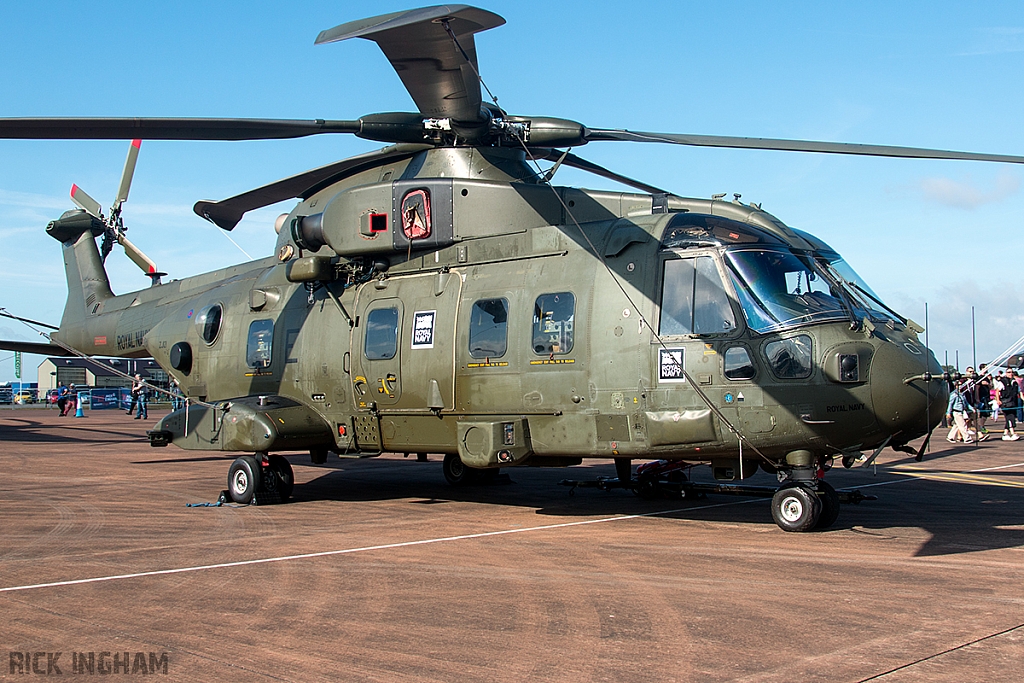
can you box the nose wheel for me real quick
[771,483,821,532]
[769,480,841,531]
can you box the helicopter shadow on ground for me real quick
[0,415,147,444]
[288,456,1024,558]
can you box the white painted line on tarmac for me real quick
[970,461,1024,473]
[847,478,913,489]
[0,498,762,594]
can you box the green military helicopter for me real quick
[3,5,1023,531]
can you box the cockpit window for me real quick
[765,335,813,379]
[726,250,849,334]
[790,228,901,325]
[661,213,776,249]
[820,257,901,325]
[659,256,736,336]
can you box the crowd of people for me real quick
[51,374,185,420]
[946,364,1023,443]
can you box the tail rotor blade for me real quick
[70,184,103,217]
[115,139,142,208]
[117,233,157,275]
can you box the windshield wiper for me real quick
[845,280,907,325]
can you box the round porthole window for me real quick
[195,304,223,344]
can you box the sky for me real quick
[2,0,1024,382]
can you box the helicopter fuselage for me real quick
[51,146,945,481]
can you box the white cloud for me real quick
[0,188,67,210]
[915,172,1019,209]
[888,280,1024,368]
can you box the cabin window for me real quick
[195,303,223,344]
[660,256,736,336]
[469,298,508,358]
[765,335,813,379]
[533,292,575,355]
[246,319,274,368]
[364,307,400,360]
[724,346,756,380]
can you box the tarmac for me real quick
[1,406,1023,682]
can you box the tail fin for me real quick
[47,210,115,332]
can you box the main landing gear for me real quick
[227,454,294,504]
[441,453,503,486]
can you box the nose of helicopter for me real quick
[870,339,947,442]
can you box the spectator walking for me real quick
[946,380,977,444]
[1000,372,1021,440]
[134,382,148,420]
[56,382,68,417]
[977,364,992,423]
[126,374,143,415]
[992,371,1004,422]
[1014,369,1024,422]
[170,377,184,410]
[63,384,77,417]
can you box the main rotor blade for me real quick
[585,129,1024,164]
[0,309,60,330]
[0,340,74,357]
[533,148,672,195]
[0,118,360,140]
[316,5,504,123]
[115,139,142,207]
[194,143,431,230]
[70,184,102,217]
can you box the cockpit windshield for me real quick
[726,250,850,333]
[817,256,901,326]
[726,248,900,334]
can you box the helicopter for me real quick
[3,5,1024,532]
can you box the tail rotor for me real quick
[68,139,164,285]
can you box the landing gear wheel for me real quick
[442,453,474,486]
[634,478,660,500]
[771,483,821,532]
[814,480,840,529]
[310,447,328,465]
[268,455,294,501]
[228,455,260,504]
